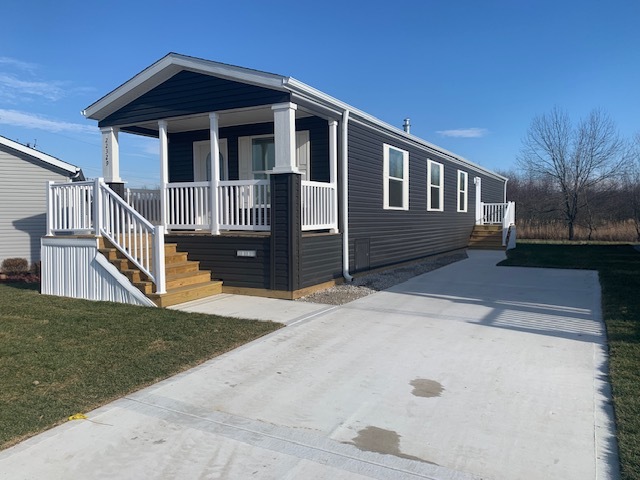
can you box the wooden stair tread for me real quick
[149,281,223,307]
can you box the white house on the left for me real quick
[0,135,84,266]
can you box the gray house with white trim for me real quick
[41,53,512,307]
[0,135,84,266]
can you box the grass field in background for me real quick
[0,283,281,450]
[500,243,640,480]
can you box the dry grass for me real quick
[518,219,639,242]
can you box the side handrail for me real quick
[96,179,166,294]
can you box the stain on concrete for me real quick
[345,426,436,464]
[410,378,444,398]
[152,439,166,445]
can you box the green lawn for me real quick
[500,243,640,480]
[0,283,282,450]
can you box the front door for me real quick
[193,139,228,182]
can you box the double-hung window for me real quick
[383,144,409,210]
[457,170,468,212]
[427,160,444,211]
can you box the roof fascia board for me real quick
[0,136,80,175]
[284,78,507,182]
[83,53,288,121]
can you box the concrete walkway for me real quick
[0,251,618,479]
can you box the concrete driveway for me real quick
[0,251,618,479]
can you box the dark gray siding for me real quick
[477,172,505,203]
[165,234,270,289]
[270,174,301,291]
[167,116,329,183]
[99,71,290,128]
[347,121,502,272]
[300,234,343,288]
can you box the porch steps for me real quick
[468,225,504,250]
[98,239,222,307]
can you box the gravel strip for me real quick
[296,250,467,305]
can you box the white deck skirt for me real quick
[41,236,155,307]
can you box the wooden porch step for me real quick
[98,237,223,307]
[468,225,504,250]
[165,261,200,276]
[166,270,212,290]
[148,281,223,308]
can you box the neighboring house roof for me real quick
[83,52,506,181]
[0,135,84,179]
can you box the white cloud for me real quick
[0,56,37,71]
[437,128,489,138]
[0,74,65,101]
[0,109,97,134]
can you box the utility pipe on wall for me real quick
[341,110,353,282]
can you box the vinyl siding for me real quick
[165,234,270,289]
[0,146,70,265]
[99,70,290,128]
[300,234,343,288]
[347,121,504,272]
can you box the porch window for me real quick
[383,144,409,210]
[252,137,275,180]
[457,170,468,212]
[238,132,310,180]
[427,159,444,211]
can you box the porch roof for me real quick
[82,52,507,182]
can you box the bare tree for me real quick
[623,132,640,241]
[518,107,625,239]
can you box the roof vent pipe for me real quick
[403,118,411,133]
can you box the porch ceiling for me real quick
[127,106,312,135]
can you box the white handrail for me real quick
[97,179,165,293]
[46,178,166,294]
[301,181,337,231]
[218,180,270,231]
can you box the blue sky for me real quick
[1,0,638,187]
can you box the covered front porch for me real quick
[103,102,339,234]
[43,101,343,305]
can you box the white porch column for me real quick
[328,120,339,233]
[474,176,483,225]
[209,112,220,235]
[101,127,120,182]
[159,120,169,229]
[271,102,299,173]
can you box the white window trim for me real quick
[383,144,409,210]
[457,170,468,212]
[238,131,311,180]
[427,159,444,212]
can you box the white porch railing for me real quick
[127,188,161,225]
[482,203,507,225]
[166,181,211,230]
[218,180,270,231]
[301,181,336,231]
[477,201,516,247]
[124,179,338,233]
[47,178,166,294]
[47,180,94,232]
